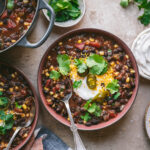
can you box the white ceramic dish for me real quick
[145,104,150,139]
[43,0,86,28]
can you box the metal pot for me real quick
[0,0,55,53]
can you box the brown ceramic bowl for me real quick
[0,62,39,149]
[38,28,139,130]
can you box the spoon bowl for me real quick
[0,0,6,16]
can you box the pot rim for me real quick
[0,62,39,149]
[38,28,139,131]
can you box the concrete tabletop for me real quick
[0,0,150,149]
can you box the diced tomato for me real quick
[52,87,56,93]
[7,19,16,29]
[1,10,8,19]
[45,79,51,88]
[109,110,117,118]
[75,43,85,50]
[10,12,16,20]
[89,41,101,48]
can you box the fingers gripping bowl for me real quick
[38,28,139,130]
[0,62,39,149]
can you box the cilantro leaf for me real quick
[138,9,150,26]
[83,100,102,117]
[0,97,9,109]
[86,54,108,75]
[84,99,92,110]
[74,59,88,74]
[0,111,14,135]
[87,103,97,113]
[15,102,22,109]
[94,106,102,117]
[57,54,70,75]
[0,92,2,96]
[81,112,91,122]
[73,80,82,89]
[113,92,121,100]
[106,79,120,94]
[50,70,61,80]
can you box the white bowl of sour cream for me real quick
[132,28,150,80]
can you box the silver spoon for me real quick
[61,79,86,150]
[4,102,36,150]
[0,0,6,16]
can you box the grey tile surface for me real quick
[0,0,150,149]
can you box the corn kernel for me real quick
[11,74,15,78]
[77,40,82,44]
[15,86,19,91]
[67,117,70,121]
[22,104,27,110]
[0,21,3,26]
[21,113,25,117]
[54,94,58,98]
[130,69,135,74]
[126,77,130,83]
[24,22,30,26]
[110,61,115,66]
[125,55,129,59]
[59,42,62,46]
[114,72,119,76]
[114,44,118,48]
[83,120,87,124]
[100,51,104,56]
[23,133,28,138]
[45,72,49,77]
[13,127,17,131]
[0,82,4,86]
[26,113,29,117]
[0,88,3,92]
[11,40,16,43]
[47,99,51,103]
[103,102,107,106]
[48,56,51,60]
[89,38,94,42]
[9,88,13,92]
[50,91,54,95]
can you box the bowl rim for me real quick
[42,0,86,28]
[38,28,139,131]
[0,62,39,149]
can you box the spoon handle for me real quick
[4,126,22,150]
[65,101,86,150]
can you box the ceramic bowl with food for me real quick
[38,28,139,130]
[43,0,86,28]
[0,62,39,149]
[0,0,55,53]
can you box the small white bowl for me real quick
[43,0,86,28]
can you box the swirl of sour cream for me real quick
[132,28,150,80]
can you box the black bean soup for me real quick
[41,33,136,127]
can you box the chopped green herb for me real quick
[57,54,70,75]
[108,49,112,53]
[86,54,108,75]
[48,0,81,22]
[120,0,150,26]
[81,112,91,122]
[83,99,102,117]
[0,110,14,135]
[74,59,88,74]
[113,92,121,100]
[15,102,22,109]
[106,79,120,94]
[50,70,61,80]
[0,92,2,96]
[0,97,9,109]
[73,80,82,89]
[7,0,14,10]
[84,99,92,110]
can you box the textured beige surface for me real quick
[0,0,150,149]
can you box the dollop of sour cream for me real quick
[132,28,150,80]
